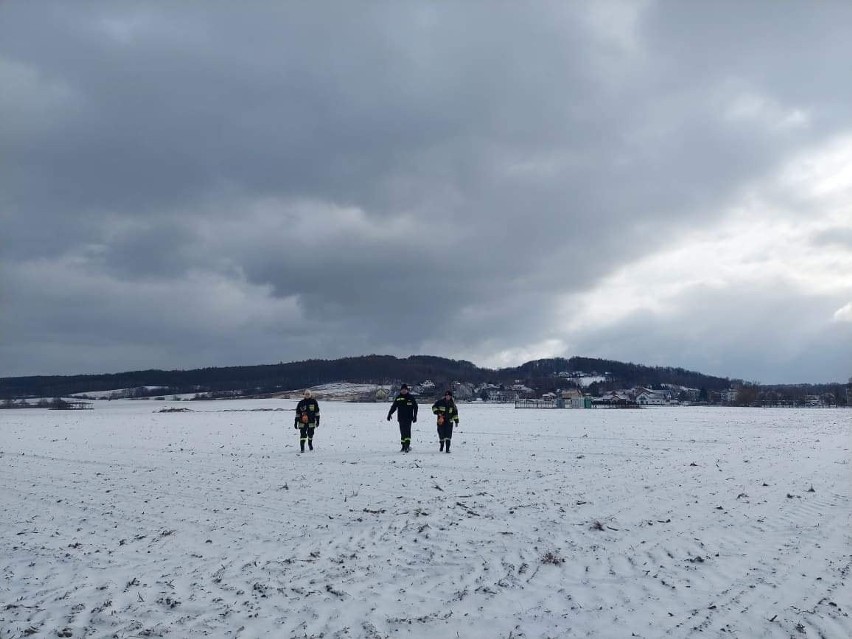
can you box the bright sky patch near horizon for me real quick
[1,1,851,384]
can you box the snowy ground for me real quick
[1,401,850,639]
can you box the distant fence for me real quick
[515,398,561,409]
[589,399,641,409]
[49,399,94,410]
[515,397,603,409]
[759,401,839,408]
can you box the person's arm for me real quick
[387,397,398,420]
[412,399,418,422]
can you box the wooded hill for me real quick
[0,355,736,399]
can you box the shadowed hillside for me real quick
[0,355,737,399]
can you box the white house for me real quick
[635,391,669,406]
[721,389,738,404]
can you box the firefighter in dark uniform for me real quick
[431,389,459,453]
[294,390,320,452]
[387,383,418,452]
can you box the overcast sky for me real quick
[2,1,851,384]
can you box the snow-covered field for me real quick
[1,401,850,638]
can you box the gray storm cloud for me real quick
[2,1,851,383]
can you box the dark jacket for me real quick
[295,398,320,427]
[431,398,459,424]
[388,393,418,422]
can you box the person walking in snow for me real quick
[431,389,459,453]
[387,383,418,452]
[294,390,320,452]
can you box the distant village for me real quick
[377,373,848,409]
[3,370,849,410]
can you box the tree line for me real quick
[0,355,740,400]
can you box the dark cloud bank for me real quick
[2,1,851,384]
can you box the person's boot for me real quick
[445,440,451,453]
[300,443,305,453]
[308,440,313,451]
[439,441,444,452]
[400,443,406,452]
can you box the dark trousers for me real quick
[398,420,412,446]
[299,426,315,451]
[437,422,453,442]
